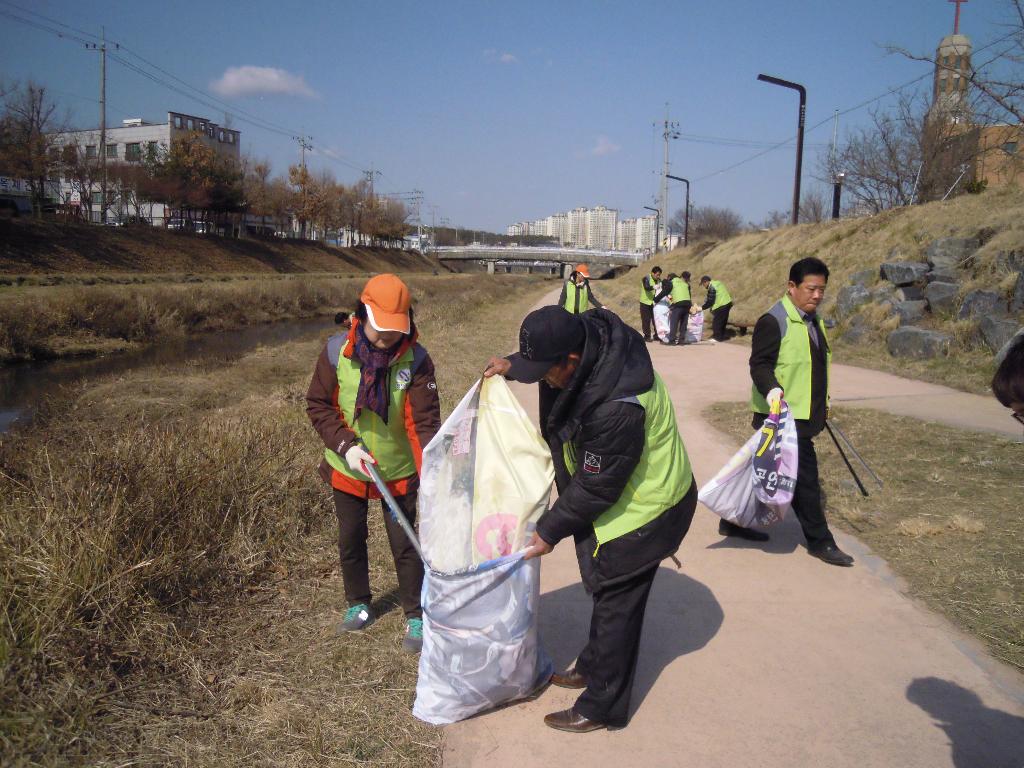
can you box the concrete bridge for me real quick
[435,245,644,277]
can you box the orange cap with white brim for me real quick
[361,274,412,334]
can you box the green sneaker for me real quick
[402,617,423,653]
[339,603,374,633]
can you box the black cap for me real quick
[506,306,586,383]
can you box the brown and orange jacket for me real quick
[305,319,441,499]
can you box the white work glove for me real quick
[344,444,376,477]
[766,388,783,409]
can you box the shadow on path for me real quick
[704,514,803,556]
[906,677,1024,768]
[538,568,723,720]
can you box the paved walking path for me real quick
[444,331,1024,767]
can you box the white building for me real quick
[547,213,569,245]
[636,214,657,251]
[49,111,241,224]
[616,218,637,251]
[585,205,618,250]
[528,219,549,237]
[568,207,588,247]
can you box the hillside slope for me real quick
[0,218,444,275]
[600,186,1024,394]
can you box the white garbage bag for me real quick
[413,376,554,724]
[686,309,704,343]
[653,300,671,340]
[698,400,798,527]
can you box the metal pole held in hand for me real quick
[364,462,429,567]
[825,423,869,497]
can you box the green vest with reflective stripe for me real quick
[671,277,690,304]
[639,274,659,305]
[750,295,831,421]
[710,279,731,310]
[564,280,589,314]
[324,339,418,483]
[564,373,693,546]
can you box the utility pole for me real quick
[428,204,439,255]
[363,166,381,198]
[830,109,839,170]
[660,104,680,251]
[295,135,312,238]
[666,174,690,247]
[86,29,113,223]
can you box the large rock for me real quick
[880,261,929,286]
[895,286,924,301]
[925,282,960,315]
[841,324,871,345]
[926,237,977,272]
[925,270,958,284]
[980,316,1021,354]
[957,289,1003,320]
[849,269,875,287]
[837,284,872,318]
[887,327,951,359]
[894,300,927,326]
[996,328,1024,364]
[1011,272,1024,314]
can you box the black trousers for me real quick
[792,436,836,550]
[639,303,657,340]
[333,488,424,619]
[668,302,692,344]
[711,302,732,341]
[573,564,660,727]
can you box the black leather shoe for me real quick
[718,519,770,542]
[551,668,587,689]
[543,708,606,733]
[808,543,855,567]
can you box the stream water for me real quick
[0,316,335,433]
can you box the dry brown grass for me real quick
[704,402,1024,671]
[0,274,550,766]
[0,274,530,363]
[598,187,1024,393]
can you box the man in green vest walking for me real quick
[655,270,693,345]
[638,265,663,342]
[484,305,697,732]
[699,275,733,342]
[744,257,854,567]
[559,263,603,315]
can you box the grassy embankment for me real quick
[705,402,1023,671]
[0,273,550,766]
[0,216,453,362]
[597,186,1024,394]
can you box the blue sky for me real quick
[0,0,1009,230]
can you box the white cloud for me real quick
[210,66,317,99]
[591,135,621,156]
[483,49,519,64]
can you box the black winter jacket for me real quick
[530,309,696,591]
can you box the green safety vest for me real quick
[639,274,659,305]
[709,279,732,310]
[564,373,693,547]
[671,277,690,304]
[750,295,831,421]
[564,280,589,314]
[324,337,419,483]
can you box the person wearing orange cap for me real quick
[306,274,441,652]
[558,264,603,315]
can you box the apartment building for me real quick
[584,205,617,250]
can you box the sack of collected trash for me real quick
[413,376,554,725]
[653,300,671,340]
[698,398,798,527]
[686,310,704,343]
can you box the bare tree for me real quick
[0,82,63,215]
[684,204,743,241]
[799,189,830,223]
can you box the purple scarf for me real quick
[352,324,402,424]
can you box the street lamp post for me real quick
[832,172,845,220]
[757,73,806,226]
[643,205,661,254]
[665,174,690,246]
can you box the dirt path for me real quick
[443,328,1024,767]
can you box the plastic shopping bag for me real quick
[653,301,671,340]
[686,310,704,343]
[413,376,554,724]
[698,399,798,527]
